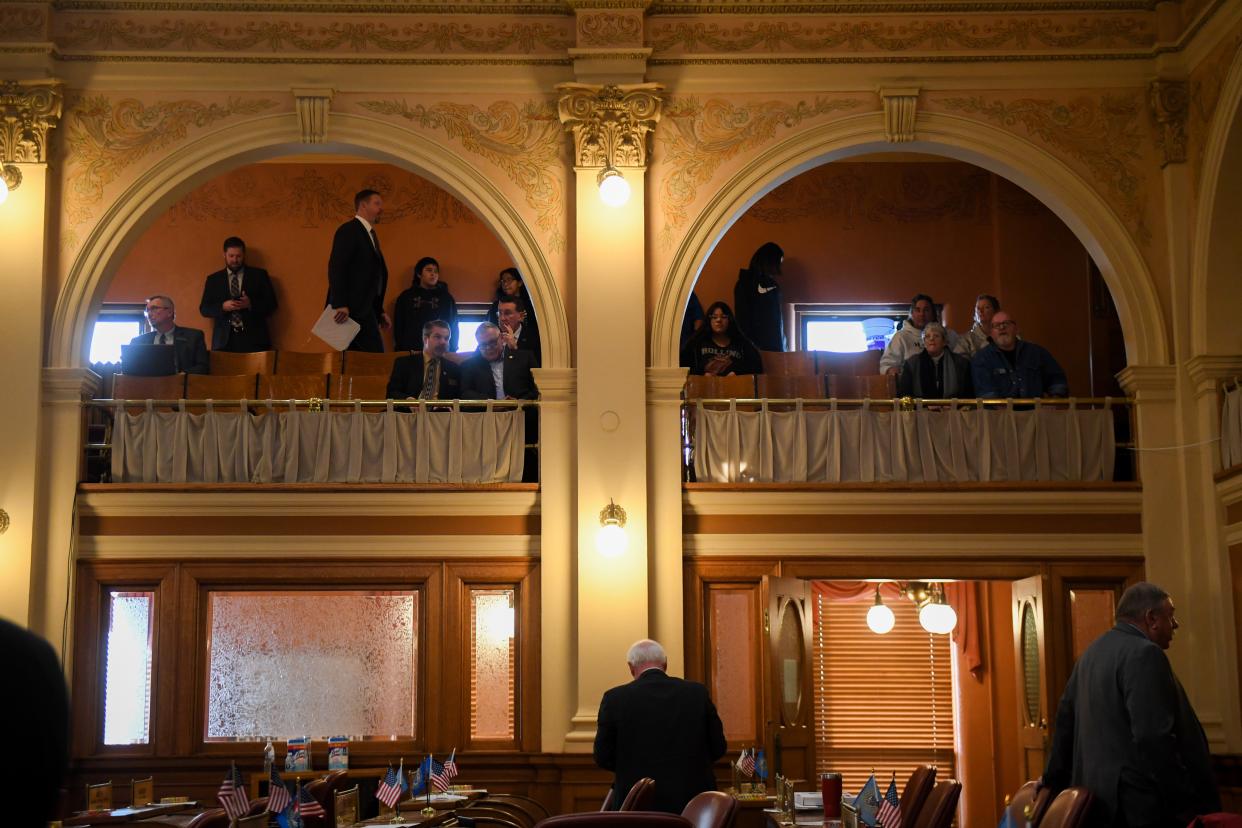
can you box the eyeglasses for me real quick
[145,305,170,313]
[993,321,1015,329]
[708,314,729,321]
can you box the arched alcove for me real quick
[51,112,571,369]
[651,111,1168,370]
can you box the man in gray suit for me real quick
[1043,582,1220,827]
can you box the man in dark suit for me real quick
[461,322,538,400]
[1043,582,1220,827]
[198,236,278,352]
[594,639,727,814]
[327,189,390,352]
[129,295,209,374]
[1,619,69,827]
[386,320,461,400]
[497,296,541,367]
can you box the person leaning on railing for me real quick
[679,300,764,377]
[971,311,1068,398]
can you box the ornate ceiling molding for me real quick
[557,82,663,168]
[1,79,64,165]
[1148,79,1188,167]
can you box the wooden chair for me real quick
[329,374,389,400]
[86,780,113,811]
[185,809,232,828]
[760,350,816,376]
[680,791,737,828]
[756,374,825,399]
[341,350,408,376]
[1039,787,1094,828]
[483,795,550,823]
[827,373,895,399]
[715,374,757,399]
[599,789,614,812]
[305,769,347,827]
[815,349,883,376]
[236,812,270,828]
[185,373,257,401]
[910,780,961,828]
[112,374,186,403]
[131,776,154,807]
[1006,781,1053,828]
[535,813,692,828]
[899,765,937,827]
[475,799,541,828]
[333,784,359,828]
[208,350,275,376]
[260,374,329,400]
[618,777,656,811]
[276,350,342,375]
[456,807,526,828]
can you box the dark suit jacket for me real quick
[508,322,541,367]
[895,350,973,398]
[198,266,278,351]
[327,218,388,322]
[594,669,727,814]
[460,350,538,400]
[1,619,68,828]
[129,325,210,374]
[1044,623,1220,827]
[386,353,462,400]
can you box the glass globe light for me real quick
[919,599,957,634]
[598,167,631,207]
[867,598,895,635]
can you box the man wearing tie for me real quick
[386,320,461,400]
[327,189,390,352]
[199,236,278,352]
[129,295,210,374]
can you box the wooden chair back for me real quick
[899,765,937,827]
[185,373,258,402]
[1006,781,1052,828]
[131,776,154,807]
[476,800,540,828]
[715,374,757,399]
[535,814,692,828]
[815,349,883,376]
[483,794,550,823]
[756,374,826,399]
[760,350,816,376]
[276,350,342,375]
[260,374,329,400]
[342,350,408,376]
[680,791,737,828]
[1039,787,1095,828]
[910,780,961,828]
[334,784,359,828]
[186,809,232,828]
[113,374,186,404]
[208,350,275,376]
[329,374,389,400]
[86,780,113,811]
[456,807,528,828]
[619,777,656,811]
[827,373,895,399]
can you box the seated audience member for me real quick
[486,267,540,341]
[461,322,538,400]
[955,293,1001,358]
[680,301,764,376]
[198,236,278,352]
[497,294,541,367]
[393,256,459,352]
[896,322,974,398]
[386,319,462,400]
[971,311,1068,398]
[879,293,961,375]
[130,295,209,374]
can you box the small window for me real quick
[103,590,155,745]
[793,303,910,353]
[89,303,149,365]
[470,588,516,742]
[456,302,492,353]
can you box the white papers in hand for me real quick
[312,306,360,351]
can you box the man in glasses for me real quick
[130,295,209,374]
[970,311,1067,398]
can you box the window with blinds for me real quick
[812,588,956,792]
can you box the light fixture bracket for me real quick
[599,498,626,528]
[2,163,21,193]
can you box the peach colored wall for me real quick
[105,162,512,352]
[692,162,1116,394]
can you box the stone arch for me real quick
[1191,45,1242,356]
[50,111,571,368]
[651,110,1169,369]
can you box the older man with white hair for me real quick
[593,639,727,814]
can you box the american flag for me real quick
[430,755,452,793]
[377,761,407,809]
[297,784,326,818]
[876,776,902,828]
[443,749,459,784]
[266,767,291,814]
[217,763,249,820]
[735,748,755,777]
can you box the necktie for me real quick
[419,358,440,400]
[370,228,382,257]
[228,271,244,332]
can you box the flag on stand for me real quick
[217,763,249,820]
[411,756,428,797]
[443,749,459,784]
[377,760,408,809]
[995,807,1017,828]
[735,748,756,777]
[297,783,326,818]
[854,775,881,828]
[431,755,452,792]
[876,775,902,828]
[754,749,768,781]
[277,801,303,828]
[266,766,292,814]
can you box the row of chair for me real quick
[758,349,883,378]
[685,373,897,401]
[1006,780,1095,828]
[200,348,471,378]
[109,372,392,402]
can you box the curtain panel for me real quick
[110,402,525,484]
[1223,384,1242,470]
[693,401,1115,483]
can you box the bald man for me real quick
[971,311,1068,398]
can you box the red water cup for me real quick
[820,773,842,819]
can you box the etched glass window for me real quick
[709,588,757,741]
[205,591,418,741]
[470,588,515,741]
[103,591,154,745]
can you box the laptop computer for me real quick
[120,343,178,376]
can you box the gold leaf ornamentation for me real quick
[578,11,644,48]
[656,95,863,247]
[62,95,279,228]
[0,6,47,40]
[0,80,63,164]
[938,93,1150,243]
[358,98,566,252]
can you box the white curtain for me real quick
[1223,384,1242,470]
[110,401,526,483]
[693,401,1115,483]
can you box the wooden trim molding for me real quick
[684,512,1140,535]
[78,514,539,536]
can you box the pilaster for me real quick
[646,366,689,675]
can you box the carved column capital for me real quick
[1,79,63,165]
[293,88,334,144]
[557,82,663,169]
[880,87,921,143]
[1148,79,1188,168]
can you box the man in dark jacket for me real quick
[971,311,1068,398]
[327,189,390,352]
[461,322,537,400]
[199,236,278,352]
[386,319,461,400]
[594,639,727,814]
[1043,582,1220,827]
[129,295,209,374]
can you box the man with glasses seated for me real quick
[129,295,209,374]
[970,311,1067,398]
[461,322,537,401]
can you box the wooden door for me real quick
[1012,574,1055,781]
[764,577,814,783]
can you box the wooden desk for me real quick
[64,803,195,826]
[354,808,457,826]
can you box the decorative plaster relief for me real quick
[655,95,864,248]
[577,11,645,48]
[1147,80,1188,168]
[1187,28,1242,199]
[880,87,919,142]
[293,88,333,144]
[357,97,566,252]
[936,93,1151,244]
[0,5,47,41]
[557,83,663,168]
[1,80,64,164]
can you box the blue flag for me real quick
[754,749,768,781]
[276,801,303,828]
[410,756,429,797]
[996,806,1017,828]
[854,775,881,827]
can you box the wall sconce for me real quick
[597,166,630,208]
[866,581,957,635]
[865,585,896,634]
[0,164,21,205]
[596,499,628,558]
[0,508,9,534]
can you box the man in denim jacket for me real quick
[971,311,1068,398]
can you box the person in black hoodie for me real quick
[680,301,763,376]
[733,241,785,352]
[393,256,459,352]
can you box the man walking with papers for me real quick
[326,189,390,352]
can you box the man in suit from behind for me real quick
[129,295,209,374]
[328,188,390,352]
[460,322,538,401]
[1043,581,1220,827]
[199,235,278,352]
[594,639,727,814]
[386,319,461,400]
